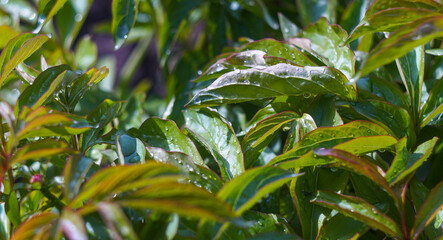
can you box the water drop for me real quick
[197,70,202,75]
[283,27,289,33]
[303,92,311,98]
[75,14,83,22]
[230,1,240,11]
[234,69,241,74]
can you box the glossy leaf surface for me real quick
[421,76,443,127]
[112,0,137,49]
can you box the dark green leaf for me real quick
[187,64,356,107]
[298,18,355,79]
[236,0,278,30]
[217,166,302,214]
[64,155,93,203]
[15,65,74,114]
[34,0,68,33]
[311,190,403,238]
[317,213,369,240]
[357,77,409,109]
[242,211,294,236]
[5,191,20,227]
[135,117,204,166]
[112,0,137,50]
[297,0,336,26]
[0,33,49,87]
[242,111,299,168]
[269,120,389,165]
[116,134,146,164]
[411,180,443,239]
[386,137,438,185]
[356,16,443,78]
[283,113,317,152]
[56,0,92,48]
[247,232,301,240]
[183,108,243,179]
[307,95,342,127]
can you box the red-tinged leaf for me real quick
[70,162,182,207]
[116,182,237,222]
[356,16,443,78]
[0,33,49,87]
[10,139,77,166]
[333,135,397,155]
[311,190,403,238]
[97,202,138,240]
[411,180,443,239]
[313,148,396,199]
[269,120,389,166]
[386,137,438,186]
[60,208,87,240]
[11,213,58,240]
[217,166,302,214]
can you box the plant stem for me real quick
[40,187,65,212]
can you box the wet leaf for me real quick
[34,0,68,33]
[217,166,302,214]
[243,211,294,235]
[0,33,49,87]
[97,202,138,240]
[183,108,243,179]
[357,77,409,109]
[187,63,356,107]
[317,213,369,240]
[357,16,443,78]
[333,135,397,155]
[421,75,443,127]
[56,0,92,48]
[311,190,403,238]
[64,155,94,203]
[135,117,204,166]
[411,180,443,239]
[269,120,389,165]
[297,0,336,26]
[278,13,300,40]
[112,0,137,49]
[386,137,438,186]
[116,134,145,164]
[242,111,299,168]
[298,18,355,79]
[283,113,317,152]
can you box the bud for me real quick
[30,174,43,184]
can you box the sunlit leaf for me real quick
[11,139,76,166]
[187,63,356,107]
[421,76,443,127]
[0,33,49,87]
[97,202,138,240]
[11,213,58,240]
[116,134,145,164]
[357,77,409,109]
[317,213,369,240]
[183,108,244,180]
[278,13,300,40]
[112,0,137,49]
[56,0,92,48]
[283,113,317,152]
[60,208,87,240]
[311,190,403,238]
[135,117,204,166]
[74,35,97,70]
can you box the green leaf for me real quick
[296,0,336,26]
[116,182,237,223]
[56,0,92,48]
[311,190,403,238]
[70,162,182,207]
[242,211,294,236]
[242,111,299,168]
[292,167,349,240]
[278,13,300,40]
[97,202,138,240]
[396,46,425,119]
[187,64,356,107]
[247,232,301,240]
[10,139,77,166]
[0,33,49,87]
[346,8,443,44]
[112,0,137,50]
[0,201,9,240]
[74,35,97,70]
[217,166,302,214]
[425,48,443,56]
[411,180,443,239]
[313,148,396,199]
[307,95,342,127]
[11,213,58,240]
[146,147,224,193]
[356,16,443,78]
[60,208,88,240]
[135,117,204,166]
[34,0,68,33]
[15,65,74,114]
[269,120,389,165]
[236,0,278,30]
[0,25,19,49]
[357,77,409,109]
[64,155,93,203]
[317,213,369,240]
[334,135,397,155]
[5,191,20,227]
[283,113,317,152]
[298,18,355,79]
[116,134,146,164]
[421,75,443,127]
[81,99,122,152]
[183,108,243,179]
[349,100,415,142]
[386,137,438,185]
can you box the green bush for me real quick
[0,0,442,239]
